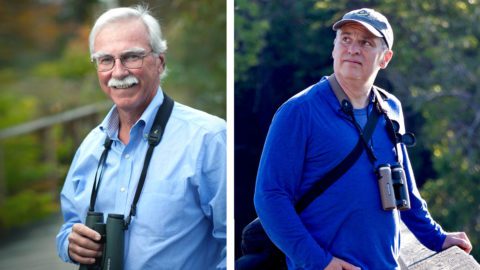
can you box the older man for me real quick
[56,6,226,270]
[254,8,471,269]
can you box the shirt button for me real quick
[120,187,126,192]
[125,154,130,159]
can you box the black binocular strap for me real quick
[125,94,174,229]
[295,104,381,213]
[371,88,407,165]
[89,137,113,212]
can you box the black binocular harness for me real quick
[89,94,174,230]
[298,75,416,212]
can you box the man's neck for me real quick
[115,89,158,144]
[117,109,144,145]
[334,74,373,109]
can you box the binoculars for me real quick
[376,163,411,211]
[79,212,125,270]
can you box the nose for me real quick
[347,42,361,55]
[111,58,129,78]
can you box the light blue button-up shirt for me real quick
[56,89,226,270]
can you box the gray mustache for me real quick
[108,75,139,88]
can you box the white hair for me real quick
[89,5,167,57]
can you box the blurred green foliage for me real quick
[0,0,225,233]
[0,191,58,229]
[235,0,480,259]
[235,0,270,84]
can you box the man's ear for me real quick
[158,53,166,71]
[380,50,393,69]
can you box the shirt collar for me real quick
[99,106,119,139]
[99,87,165,141]
[140,88,165,140]
[328,74,376,106]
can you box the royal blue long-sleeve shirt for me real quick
[254,77,446,269]
[57,89,226,270]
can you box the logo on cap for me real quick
[357,9,370,16]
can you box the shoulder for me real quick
[278,78,332,116]
[375,86,401,104]
[375,86,403,114]
[75,126,106,154]
[289,78,331,104]
[374,86,405,130]
[65,125,106,171]
[169,101,226,136]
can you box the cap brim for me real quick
[332,19,383,38]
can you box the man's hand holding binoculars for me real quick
[68,223,103,265]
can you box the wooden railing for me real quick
[0,101,111,204]
[400,222,480,269]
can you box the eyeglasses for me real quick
[92,51,155,72]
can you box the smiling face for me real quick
[332,23,393,85]
[93,18,165,116]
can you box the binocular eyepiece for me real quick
[79,212,125,270]
[376,163,411,211]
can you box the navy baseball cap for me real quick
[332,8,394,49]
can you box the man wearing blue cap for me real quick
[254,8,472,269]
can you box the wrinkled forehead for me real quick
[337,22,380,39]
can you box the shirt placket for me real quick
[115,141,135,216]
